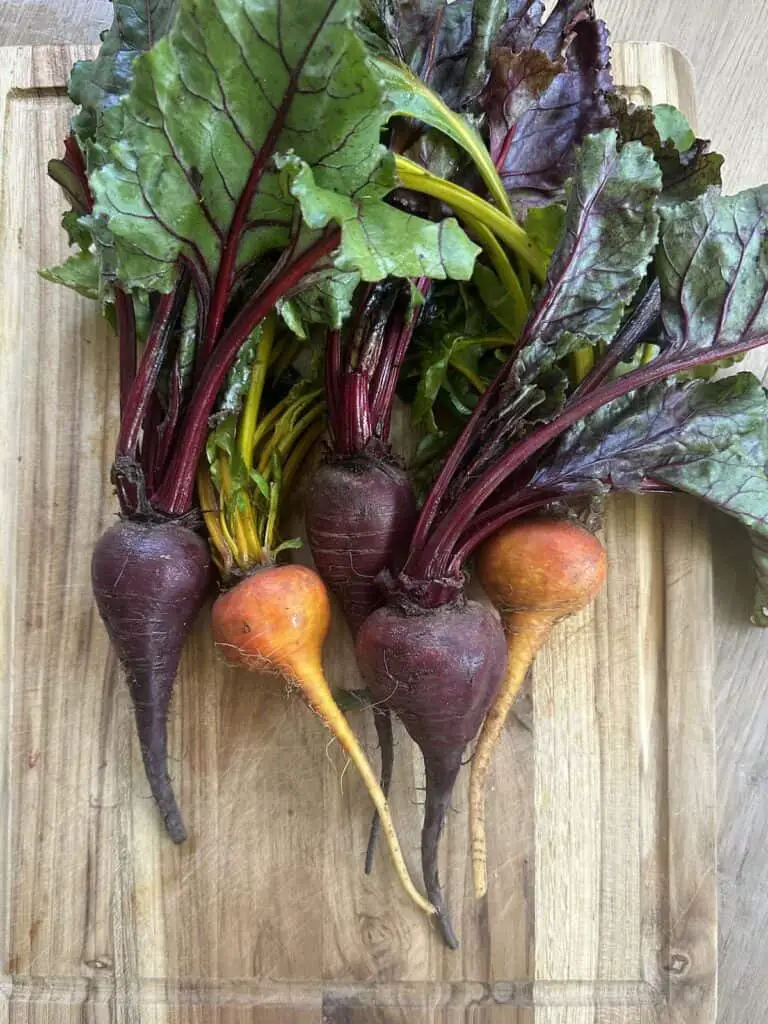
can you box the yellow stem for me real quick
[450,357,485,393]
[218,458,249,570]
[275,404,325,461]
[470,614,552,899]
[381,65,513,218]
[298,656,436,918]
[641,342,659,364]
[570,346,595,385]
[258,400,324,476]
[269,333,302,382]
[249,393,294,462]
[238,315,276,472]
[282,420,325,495]
[264,477,280,553]
[239,501,264,565]
[469,219,530,337]
[197,467,234,576]
[395,155,548,282]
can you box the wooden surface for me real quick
[0,41,724,1023]
[0,24,764,1024]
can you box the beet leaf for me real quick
[68,0,179,161]
[406,141,768,614]
[609,95,724,205]
[47,0,482,521]
[483,6,615,210]
[514,130,661,376]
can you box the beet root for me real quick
[307,450,418,634]
[91,519,212,842]
[356,596,507,948]
[307,448,418,867]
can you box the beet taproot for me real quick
[470,518,607,896]
[356,592,506,947]
[210,561,435,919]
[92,519,212,842]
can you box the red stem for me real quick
[337,373,373,455]
[152,360,184,490]
[370,277,430,438]
[325,329,343,441]
[198,6,337,361]
[411,332,768,578]
[405,373,503,566]
[62,134,94,213]
[115,289,137,416]
[115,289,180,461]
[140,394,164,497]
[152,229,341,515]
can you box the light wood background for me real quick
[0,3,766,1023]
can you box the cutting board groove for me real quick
[0,43,716,1024]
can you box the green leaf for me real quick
[69,0,179,155]
[250,471,271,501]
[518,130,662,379]
[655,187,768,367]
[272,537,304,558]
[39,250,100,300]
[752,534,768,626]
[523,204,565,257]
[413,334,468,432]
[281,268,360,334]
[610,94,723,204]
[90,0,385,294]
[473,263,526,336]
[177,289,198,388]
[61,209,94,251]
[358,0,475,109]
[371,55,513,216]
[284,156,480,282]
[206,414,236,467]
[276,299,308,341]
[216,324,265,422]
[653,104,696,152]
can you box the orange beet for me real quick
[211,563,434,918]
[471,518,607,897]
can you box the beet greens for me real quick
[356,118,768,943]
[45,0,480,841]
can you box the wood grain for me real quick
[0,40,722,1024]
[0,16,764,1022]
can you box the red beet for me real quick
[356,592,506,948]
[307,450,418,635]
[307,448,418,868]
[91,519,212,842]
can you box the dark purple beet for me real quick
[355,594,506,948]
[306,450,418,634]
[91,519,212,843]
[307,448,418,870]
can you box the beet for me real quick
[307,450,418,635]
[91,519,212,842]
[307,448,418,868]
[356,593,507,947]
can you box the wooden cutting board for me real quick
[0,43,717,1024]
